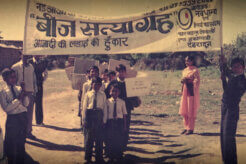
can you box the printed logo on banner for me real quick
[178,8,193,30]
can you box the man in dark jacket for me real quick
[220,57,246,164]
[32,56,48,126]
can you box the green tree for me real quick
[235,32,246,61]
[223,32,246,64]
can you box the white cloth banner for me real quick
[23,0,222,55]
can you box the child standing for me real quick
[0,68,28,164]
[106,84,127,162]
[78,66,100,129]
[79,66,100,117]
[82,77,107,163]
[220,57,246,164]
[105,64,141,149]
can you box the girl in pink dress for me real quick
[179,56,200,135]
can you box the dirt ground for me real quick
[1,69,246,164]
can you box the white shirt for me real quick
[101,81,107,91]
[11,60,37,93]
[107,97,127,119]
[81,80,105,106]
[82,90,107,124]
[0,85,28,115]
[81,80,92,103]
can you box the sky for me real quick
[0,0,246,44]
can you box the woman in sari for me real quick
[179,56,200,135]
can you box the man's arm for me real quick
[219,55,229,91]
[43,69,48,81]
[0,90,22,113]
[82,93,88,126]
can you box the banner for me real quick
[23,0,222,55]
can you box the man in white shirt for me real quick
[11,55,37,139]
[0,68,28,164]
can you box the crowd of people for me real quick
[80,64,141,163]
[0,54,245,164]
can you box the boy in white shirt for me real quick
[0,68,28,164]
[82,77,107,163]
[81,66,100,104]
[78,66,99,118]
[104,71,116,89]
[106,84,127,162]
[105,64,141,149]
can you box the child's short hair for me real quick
[1,68,15,81]
[91,77,102,84]
[110,83,120,91]
[108,71,116,76]
[231,57,245,67]
[89,66,99,73]
[116,64,126,72]
[102,69,108,75]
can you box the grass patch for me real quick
[137,66,246,123]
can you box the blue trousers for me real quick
[83,110,103,161]
[220,103,238,164]
[4,112,27,164]
[106,119,124,159]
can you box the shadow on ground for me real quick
[197,132,246,137]
[33,124,81,132]
[123,153,201,164]
[26,137,83,151]
[25,152,40,164]
[126,119,202,163]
